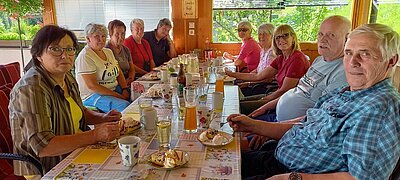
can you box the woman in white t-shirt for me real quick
[75,23,130,113]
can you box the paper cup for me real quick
[118,136,141,167]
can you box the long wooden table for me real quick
[42,84,241,179]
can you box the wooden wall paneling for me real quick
[43,0,56,25]
[171,0,186,55]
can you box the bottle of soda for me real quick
[178,63,186,97]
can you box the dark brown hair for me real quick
[108,19,126,36]
[31,25,78,66]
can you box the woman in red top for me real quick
[124,18,155,76]
[226,24,310,115]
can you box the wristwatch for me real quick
[288,172,302,180]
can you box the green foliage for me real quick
[0,32,26,40]
[0,0,43,40]
[376,3,400,34]
[213,1,352,42]
[0,0,43,17]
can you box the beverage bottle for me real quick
[178,63,186,97]
[204,37,213,61]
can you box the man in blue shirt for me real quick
[228,23,400,180]
[143,18,177,66]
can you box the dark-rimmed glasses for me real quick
[274,33,290,41]
[48,47,76,56]
[237,28,249,32]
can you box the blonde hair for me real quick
[258,23,275,35]
[272,24,300,56]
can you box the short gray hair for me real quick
[157,18,172,29]
[258,23,275,35]
[349,23,400,62]
[237,21,252,33]
[130,18,144,31]
[84,23,107,37]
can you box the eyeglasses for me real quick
[48,46,76,56]
[237,28,249,32]
[274,33,290,41]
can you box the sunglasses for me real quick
[274,33,290,41]
[237,28,249,32]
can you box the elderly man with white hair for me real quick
[228,23,400,180]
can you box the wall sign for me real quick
[182,0,198,19]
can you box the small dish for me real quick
[147,150,190,170]
[141,73,160,81]
[197,131,233,147]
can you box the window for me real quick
[54,0,171,39]
[0,12,42,41]
[370,0,400,33]
[212,0,351,42]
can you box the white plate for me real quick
[197,131,233,147]
[147,150,190,170]
[141,73,160,81]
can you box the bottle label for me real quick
[178,84,184,97]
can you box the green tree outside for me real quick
[213,0,352,42]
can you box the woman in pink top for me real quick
[223,21,261,72]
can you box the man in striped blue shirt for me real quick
[228,23,400,180]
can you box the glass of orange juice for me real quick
[183,86,198,133]
[214,67,225,94]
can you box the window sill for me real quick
[0,40,31,48]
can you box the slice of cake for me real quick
[119,117,141,134]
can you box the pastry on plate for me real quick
[119,117,141,134]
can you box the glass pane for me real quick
[373,0,400,34]
[0,12,42,40]
[54,0,170,39]
[212,0,352,42]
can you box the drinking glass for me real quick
[198,84,209,105]
[214,67,225,94]
[183,86,198,133]
[156,116,171,148]
[138,97,152,116]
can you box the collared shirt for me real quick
[9,66,87,175]
[143,29,170,66]
[275,79,400,179]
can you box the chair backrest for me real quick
[392,65,400,93]
[0,62,21,179]
[390,158,400,180]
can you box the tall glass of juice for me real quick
[183,86,198,133]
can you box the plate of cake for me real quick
[118,117,141,134]
[148,149,189,170]
[197,129,233,147]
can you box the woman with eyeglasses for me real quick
[105,20,135,85]
[75,23,130,113]
[223,21,261,72]
[124,18,155,77]
[226,24,310,116]
[9,25,121,175]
